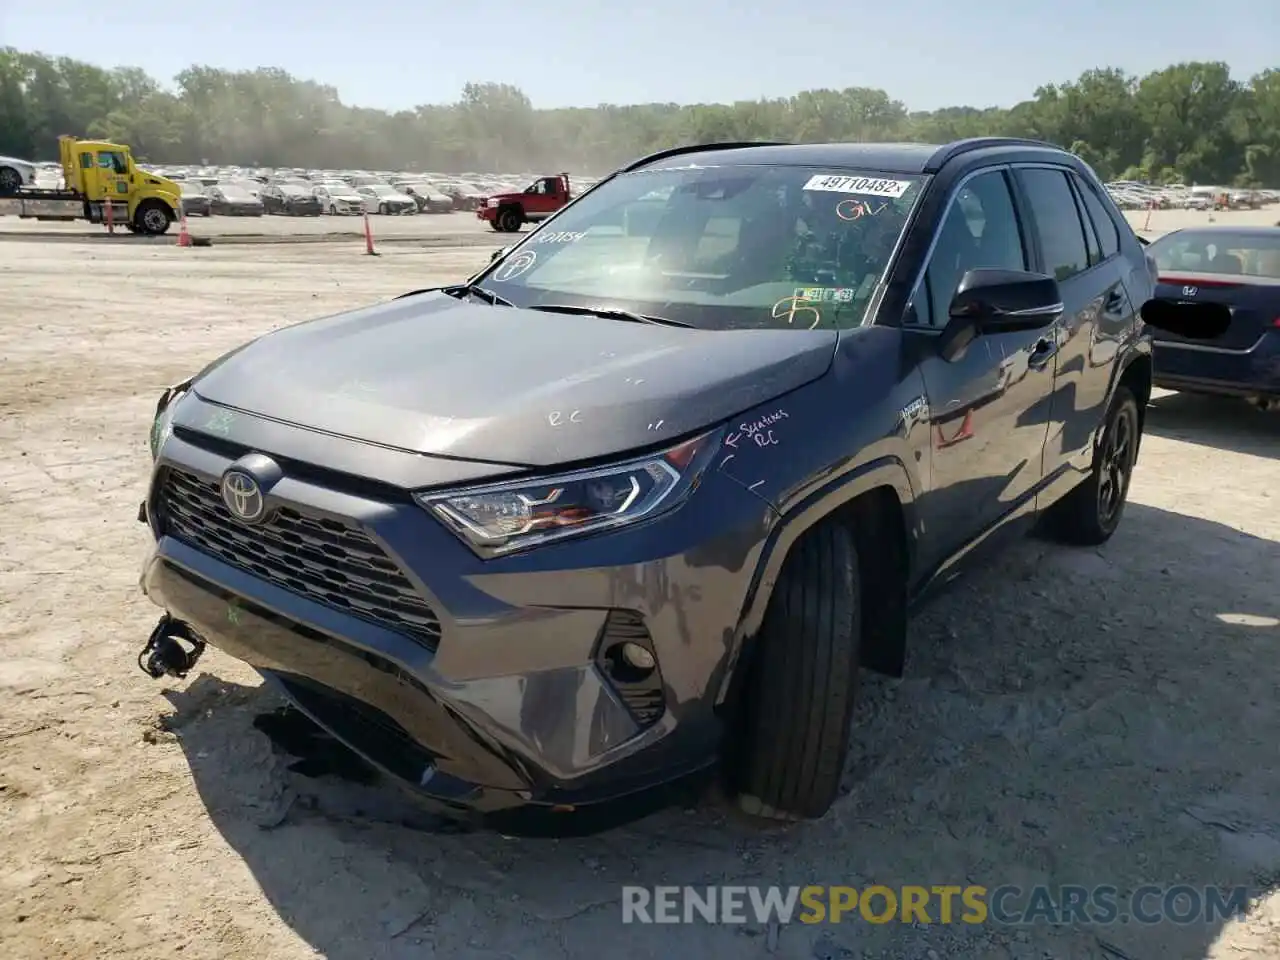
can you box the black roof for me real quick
[628,138,1066,176]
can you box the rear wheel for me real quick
[134,200,172,236]
[1040,386,1140,545]
[731,521,861,821]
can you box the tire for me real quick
[0,166,22,197]
[732,521,861,821]
[134,200,172,236]
[1039,386,1140,546]
[497,207,522,233]
[378,203,387,215]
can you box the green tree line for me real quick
[1,48,1277,184]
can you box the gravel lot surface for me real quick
[1,215,1278,960]
[0,208,504,244]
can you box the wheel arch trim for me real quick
[714,455,917,705]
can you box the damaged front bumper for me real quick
[136,411,772,817]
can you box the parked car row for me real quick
[152,163,567,219]
[1105,180,1279,211]
[173,178,458,218]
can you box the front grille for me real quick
[159,468,441,651]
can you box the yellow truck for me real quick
[0,136,182,235]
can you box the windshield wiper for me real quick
[442,283,513,307]
[525,303,693,328]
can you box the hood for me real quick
[143,171,183,206]
[191,293,836,467]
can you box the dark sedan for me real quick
[207,185,265,217]
[1147,226,1280,408]
[179,182,212,217]
[398,183,454,213]
[262,184,323,216]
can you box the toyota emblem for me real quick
[220,469,266,524]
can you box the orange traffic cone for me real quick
[177,211,191,248]
[363,211,378,256]
[105,198,114,235]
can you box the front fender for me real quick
[712,326,928,703]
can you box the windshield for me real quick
[476,165,926,330]
[219,186,254,200]
[280,185,310,196]
[1149,230,1280,279]
[179,183,204,196]
[368,185,399,196]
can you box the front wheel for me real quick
[496,207,522,233]
[731,521,861,821]
[378,203,387,215]
[134,200,172,236]
[1040,386,1141,545]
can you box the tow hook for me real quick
[137,615,207,680]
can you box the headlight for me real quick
[417,430,722,557]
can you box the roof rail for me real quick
[619,141,791,174]
[924,137,1063,173]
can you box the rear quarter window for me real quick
[1073,175,1121,260]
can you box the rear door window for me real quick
[1016,168,1091,281]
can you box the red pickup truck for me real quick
[477,173,571,232]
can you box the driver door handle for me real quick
[1028,336,1057,370]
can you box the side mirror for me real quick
[490,246,508,263]
[938,269,1063,361]
[1139,298,1231,340]
[949,268,1063,328]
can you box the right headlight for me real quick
[416,429,722,557]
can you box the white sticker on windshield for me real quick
[802,174,911,198]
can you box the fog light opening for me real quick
[606,641,656,683]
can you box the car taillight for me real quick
[1272,316,1280,328]
[1158,276,1240,289]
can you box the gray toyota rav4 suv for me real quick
[137,138,1219,824]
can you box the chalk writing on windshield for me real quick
[771,296,822,330]
[493,250,536,281]
[836,198,891,221]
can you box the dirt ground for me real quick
[0,208,503,244]
[1,224,1279,960]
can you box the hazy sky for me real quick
[2,0,1276,112]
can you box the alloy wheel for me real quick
[1097,404,1135,527]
